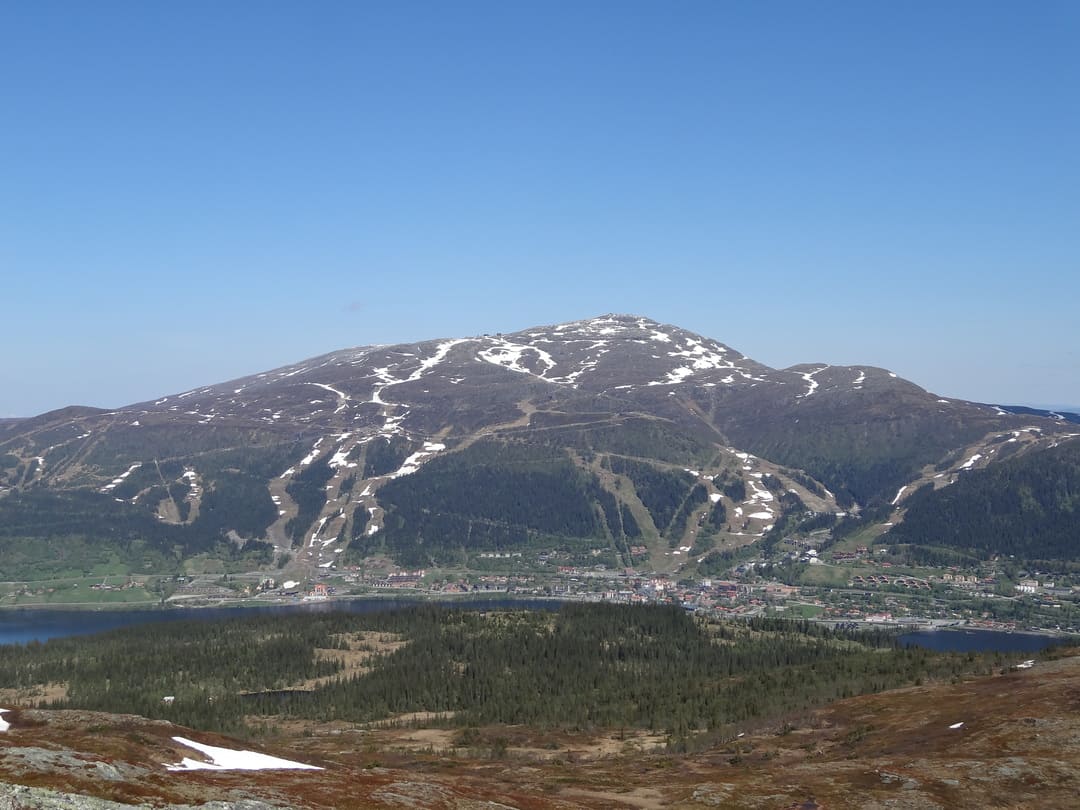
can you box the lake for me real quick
[898,628,1064,653]
[0,596,560,646]
[4,603,1069,652]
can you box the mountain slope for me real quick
[886,436,1080,563]
[0,314,1073,576]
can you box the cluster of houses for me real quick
[470,574,535,588]
[369,569,426,589]
[850,574,931,590]
[1015,578,1049,594]
[304,582,331,600]
[89,579,142,591]
[940,572,983,587]
[831,546,871,562]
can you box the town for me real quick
[138,541,1079,638]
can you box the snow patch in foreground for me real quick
[166,736,323,771]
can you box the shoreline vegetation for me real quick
[1,590,1073,652]
[2,591,1071,639]
[0,589,563,613]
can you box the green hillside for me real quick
[886,439,1080,563]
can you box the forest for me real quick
[886,440,1080,562]
[605,456,695,536]
[0,603,1032,746]
[0,442,304,579]
[350,440,616,566]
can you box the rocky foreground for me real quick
[2,650,1079,809]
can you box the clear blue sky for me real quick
[3,1,1078,416]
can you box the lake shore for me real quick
[0,587,566,613]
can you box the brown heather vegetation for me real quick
[2,648,1078,809]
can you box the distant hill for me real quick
[982,404,1080,425]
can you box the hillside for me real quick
[886,437,1080,564]
[0,314,1074,579]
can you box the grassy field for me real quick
[783,603,826,618]
[794,564,854,587]
[828,520,894,551]
[0,576,157,607]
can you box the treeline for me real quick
[0,604,1025,740]
[887,440,1080,562]
[529,416,717,466]
[78,423,295,475]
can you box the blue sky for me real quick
[3,1,1078,416]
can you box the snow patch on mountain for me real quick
[796,365,830,398]
[477,339,556,377]
[390,441,447,478]
[308,382,350,414]
[366,339,474,405]
[101,463,142,493]
[411,338,472,379]
[667,338,730,370]
[299,439,325,467]
[649,367,695,386]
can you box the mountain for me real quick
[1,314,1076,578]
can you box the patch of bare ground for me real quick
[301,631,408,688]
[558,786,668,809]
[368,724,667,762]
[385,726,458,751]
[3,651,1080,808]
[241,632,408,696]
[0,681,68,706]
